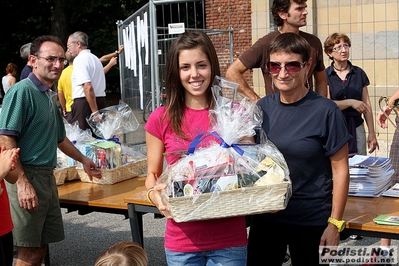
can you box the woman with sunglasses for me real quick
[324,33,379,157]
[247,33,351,266]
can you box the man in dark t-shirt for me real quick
[226,0,327,102]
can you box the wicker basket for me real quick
[77,158,147,184]
[167,181,290,222]
[65,166,79,181]
[53,167,69,185]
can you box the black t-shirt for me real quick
[257,90,351,226]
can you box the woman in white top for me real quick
[2,63,18,95]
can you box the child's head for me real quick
[94,241,148,266]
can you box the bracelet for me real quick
[115,50,119,55]
[146,187,155,204]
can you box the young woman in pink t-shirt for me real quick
[144,31,248,265]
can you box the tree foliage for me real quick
[0,0,146,93]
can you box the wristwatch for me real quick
[328,217,346,232]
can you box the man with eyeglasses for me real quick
[0,35,101,266]
[226,0,327,102]
[66,31,107,133]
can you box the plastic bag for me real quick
[157,76,292,222]
[56,119,95,168]
[121,144,147,164]
[86,100,140,139]
[64,119,94,144]
[211,75,266,144]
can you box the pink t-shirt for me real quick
[0,180,13,236]
[144,106,247,252]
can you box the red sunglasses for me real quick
[266,61,306,74]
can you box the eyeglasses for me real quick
[266,61,306,74]
[36,55,68,66]
[332,44,350,52]
[66,42,76,49]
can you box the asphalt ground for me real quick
[47,209,167,266]
[26,209,397,266]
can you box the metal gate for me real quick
[116,0,233,145]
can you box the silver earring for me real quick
[306,73,310,90]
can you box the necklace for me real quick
[333,63,349,72]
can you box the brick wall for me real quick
[205,0,253,86]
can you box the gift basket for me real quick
[53,166,69,185]
[54,121,94,185]
[76,143,147,184]
[74,101,147,184]
[157,76,292,222]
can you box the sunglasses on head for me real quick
[266,61,306,74]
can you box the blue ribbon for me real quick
[187,132,244,156]
[98,136,121,145]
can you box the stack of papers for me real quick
[348,155,394,197]
[373,215,399,226]
[382,183,399,197]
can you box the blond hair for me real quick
[94,242,148,266]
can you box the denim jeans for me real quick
[165,246,247,266]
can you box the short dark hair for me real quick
[30,35,65,55]
[267,32,311,63]
[272,0,308,27]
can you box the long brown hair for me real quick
[164,31,220,138]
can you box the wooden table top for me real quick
[344,196,399,234]
[57,177,147,210]
[123,178,154,206]
[58,177,399,236]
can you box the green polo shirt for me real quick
[0,74,66,167]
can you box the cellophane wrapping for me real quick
[82,100,142,170]
[157,76,292,222]
[86,100,139,139]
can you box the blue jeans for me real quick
[165,246,247,266]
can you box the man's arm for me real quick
[314,69,328,98]
[0,135,39,211]
[103,57,117,74]
[57,90,67,117]
[83,82,99,113]
[99,45,124,63]
[226,59,261,102]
